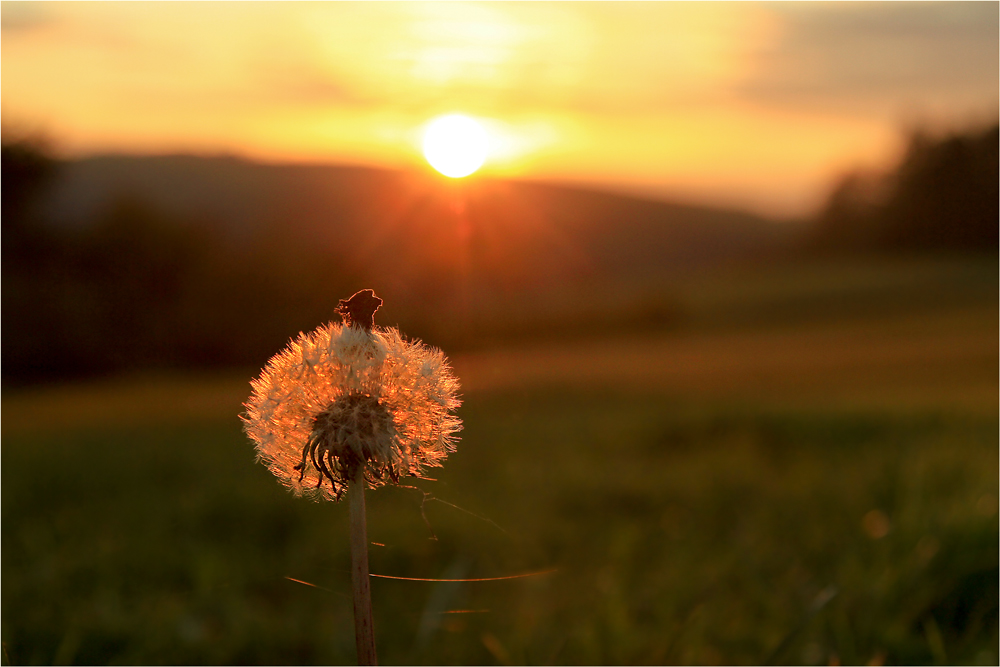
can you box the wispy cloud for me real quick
[740,3,999,119]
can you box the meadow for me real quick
[2,258,997,665]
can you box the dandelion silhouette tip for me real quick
[336,289,383,332]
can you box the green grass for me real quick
[2,387,996,665]
[3,257,997,664]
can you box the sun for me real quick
[422,114,489,178]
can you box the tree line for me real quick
[810,124,998,253]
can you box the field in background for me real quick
[2,257,997,665]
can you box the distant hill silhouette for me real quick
[810,124,999,253]
[41,153,788,271]
[6,150,796,383]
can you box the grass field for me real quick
[3,258,997,665]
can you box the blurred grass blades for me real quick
[2,261,996,664]
[3,390,996,664]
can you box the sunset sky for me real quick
[2,1,997,218]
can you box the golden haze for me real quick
[1,1,996,217]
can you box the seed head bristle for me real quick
[242,290,461,501]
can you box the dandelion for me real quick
[242,289,462,665]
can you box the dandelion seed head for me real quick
[243,318,461,501]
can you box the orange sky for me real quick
[2,1,997,219]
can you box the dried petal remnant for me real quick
[337,289,383,332]
[243,322,461,500]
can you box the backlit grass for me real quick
[3,258,997,664]
[2,386,996,665]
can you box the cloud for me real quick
[1,2,55,33]
[739,3,999,119]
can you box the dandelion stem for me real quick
[348,468,377,665]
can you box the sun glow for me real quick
[422,114,489,178]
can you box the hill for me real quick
[40,154,789,273]
[4,151,793,383]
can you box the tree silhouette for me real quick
[811,124,999,253]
